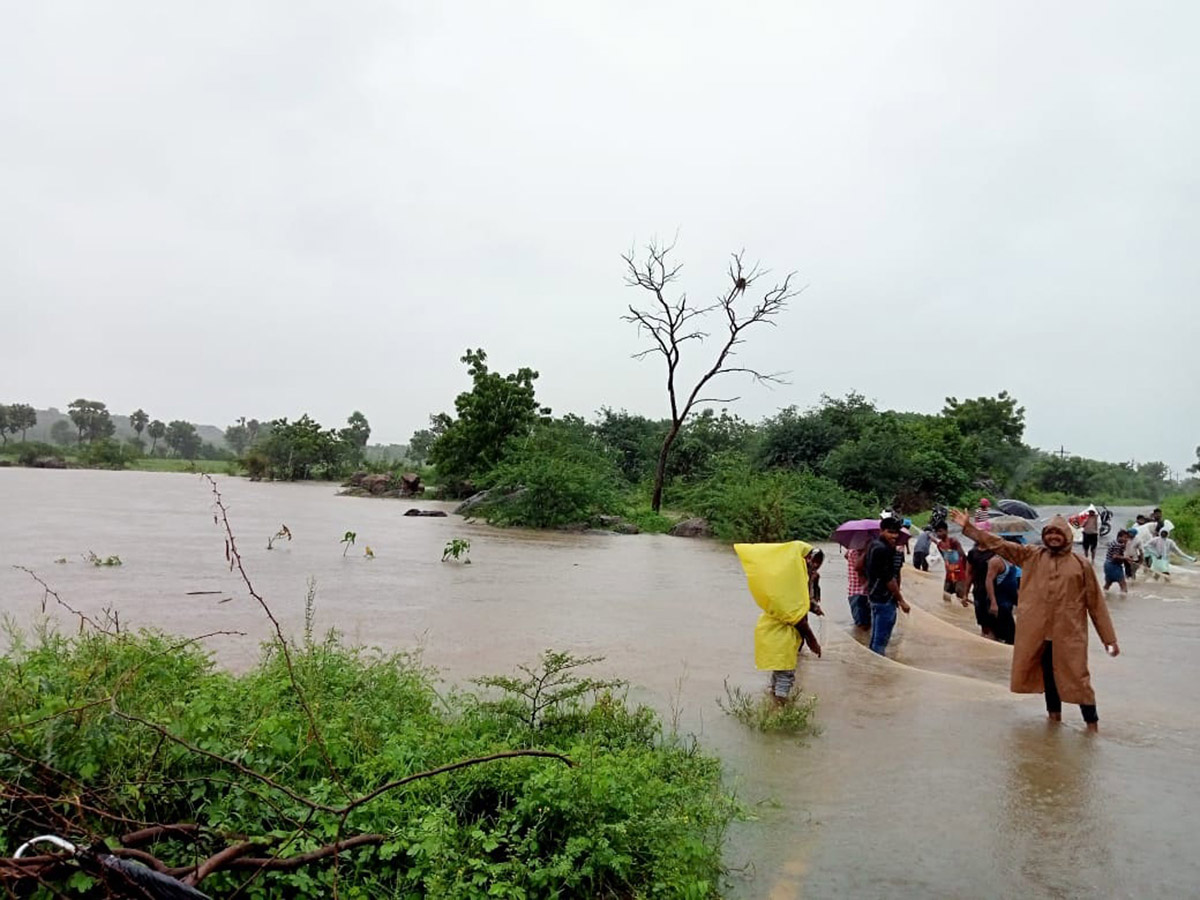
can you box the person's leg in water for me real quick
[1042,641,1099,730]
[868,601,898,655]
[848,593,871,630]
[1103,561,1127,594]
[994,604,1015,645]
[769,669,795,707]
[1042,640,1063,722]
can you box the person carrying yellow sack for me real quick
[735,540,825,705]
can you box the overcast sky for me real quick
[3,1,1197,472]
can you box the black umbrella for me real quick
[997,499,1039,520]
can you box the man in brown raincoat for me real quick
[951,510,1120,731]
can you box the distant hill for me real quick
[27,408,228,449]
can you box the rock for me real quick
[345,471,369,487]
[454,490,492,516]
[361,473,392,495]
[33,457,67,469]
[404,508,448,517]
[399,472,423,496]
[669,517,711,538]
[596,515,623,527]
[612,522,641,535]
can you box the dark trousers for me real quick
[1041,641,1098,723]
[994,604,1015,645]
[912,550,929,571]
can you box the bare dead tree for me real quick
[621,239,801,512]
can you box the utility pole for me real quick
[1055,445,1070,460]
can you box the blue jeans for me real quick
[869,601,898,655]
[849,594,871,628]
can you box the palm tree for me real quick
[147,419,166,455]
[130,409,149,441]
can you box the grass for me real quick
[118,457,235,473]
[719,678,819,736]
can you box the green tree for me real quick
[6,404,37,442]
[406,427,437,465]
[428,349,549,491]
[225,417,251,455]
[593,408,667,483]
[67,399,114,444]
[165,420,202,459]
[1190,446,1200,475]
[147,419,166,454]
[622,242,799,512]
[49,419,76,446]
[0,405,10,445]
[257,415,352,480]
[129,408,149,441]
[755,405,842,471]
[342,411,371,448]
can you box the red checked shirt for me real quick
[846,549,867,595]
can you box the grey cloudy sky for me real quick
[3,1,1197,471]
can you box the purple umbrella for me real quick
[833,518,911,550]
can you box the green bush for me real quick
[12,441,65,466]
[677,453,872,542]
[79,437,130,469]
[481,418,624,528]
[1162,493,1200,552]
[0,628,734,898]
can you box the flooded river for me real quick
[2,469,1199,898]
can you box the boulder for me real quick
[596,515,623,527]
[404,508,448,517]
[345,471,369,488]
[362,473,392,495]
[454,490,492,516]
[33,457,67,470]
[612,522,641,535]
[399,472,423,496]
[669,517,711,538]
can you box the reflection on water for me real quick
[1,469,1198,898]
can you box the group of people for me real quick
[1099,508,1196,593]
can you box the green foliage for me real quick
[0,629,733,898]
[146,418,166,454]
[12,441,64,467]
[442,538,472,563]
[164,420,202,459]
[678,453,871,542]
[224,419,251,455]
[665,410,754,483]
[481,418,623,528]
[0,402,37,444]
[129,408,149,441]
[429,349,550,492]
[1019,454,1180,504]
[83,550,122,566]
[594,407,667,483]
[623,506,676,534]
[253,414,359,481]
[341,410,371,451]
[67,399,115,444]
[473,650,626,732]
[82,437,135,469]
[718,680,819,735]
[341,530,357,557]
[1162,493,1200,552]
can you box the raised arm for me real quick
[952,510,1038,567]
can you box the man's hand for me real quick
[989,602,999,616]
[949,508,970,528]
[1106,643,1120,657]
[811,603,825,617]
[898,597,911,614]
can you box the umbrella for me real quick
[988,515,1037,534]
[996,499,1039,520]
[832,519,880,550]
[833,519,910,550]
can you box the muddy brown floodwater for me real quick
[2,469,1199,898]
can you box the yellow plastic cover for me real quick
[735,541,814,671]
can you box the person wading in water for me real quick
[951,509,1119,732]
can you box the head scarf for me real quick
[1041,515,1074,555]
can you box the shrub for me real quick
[481,418,624,528]
[0,628,734,898]
[678,453,872,542]
[1162,493,1200,552]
